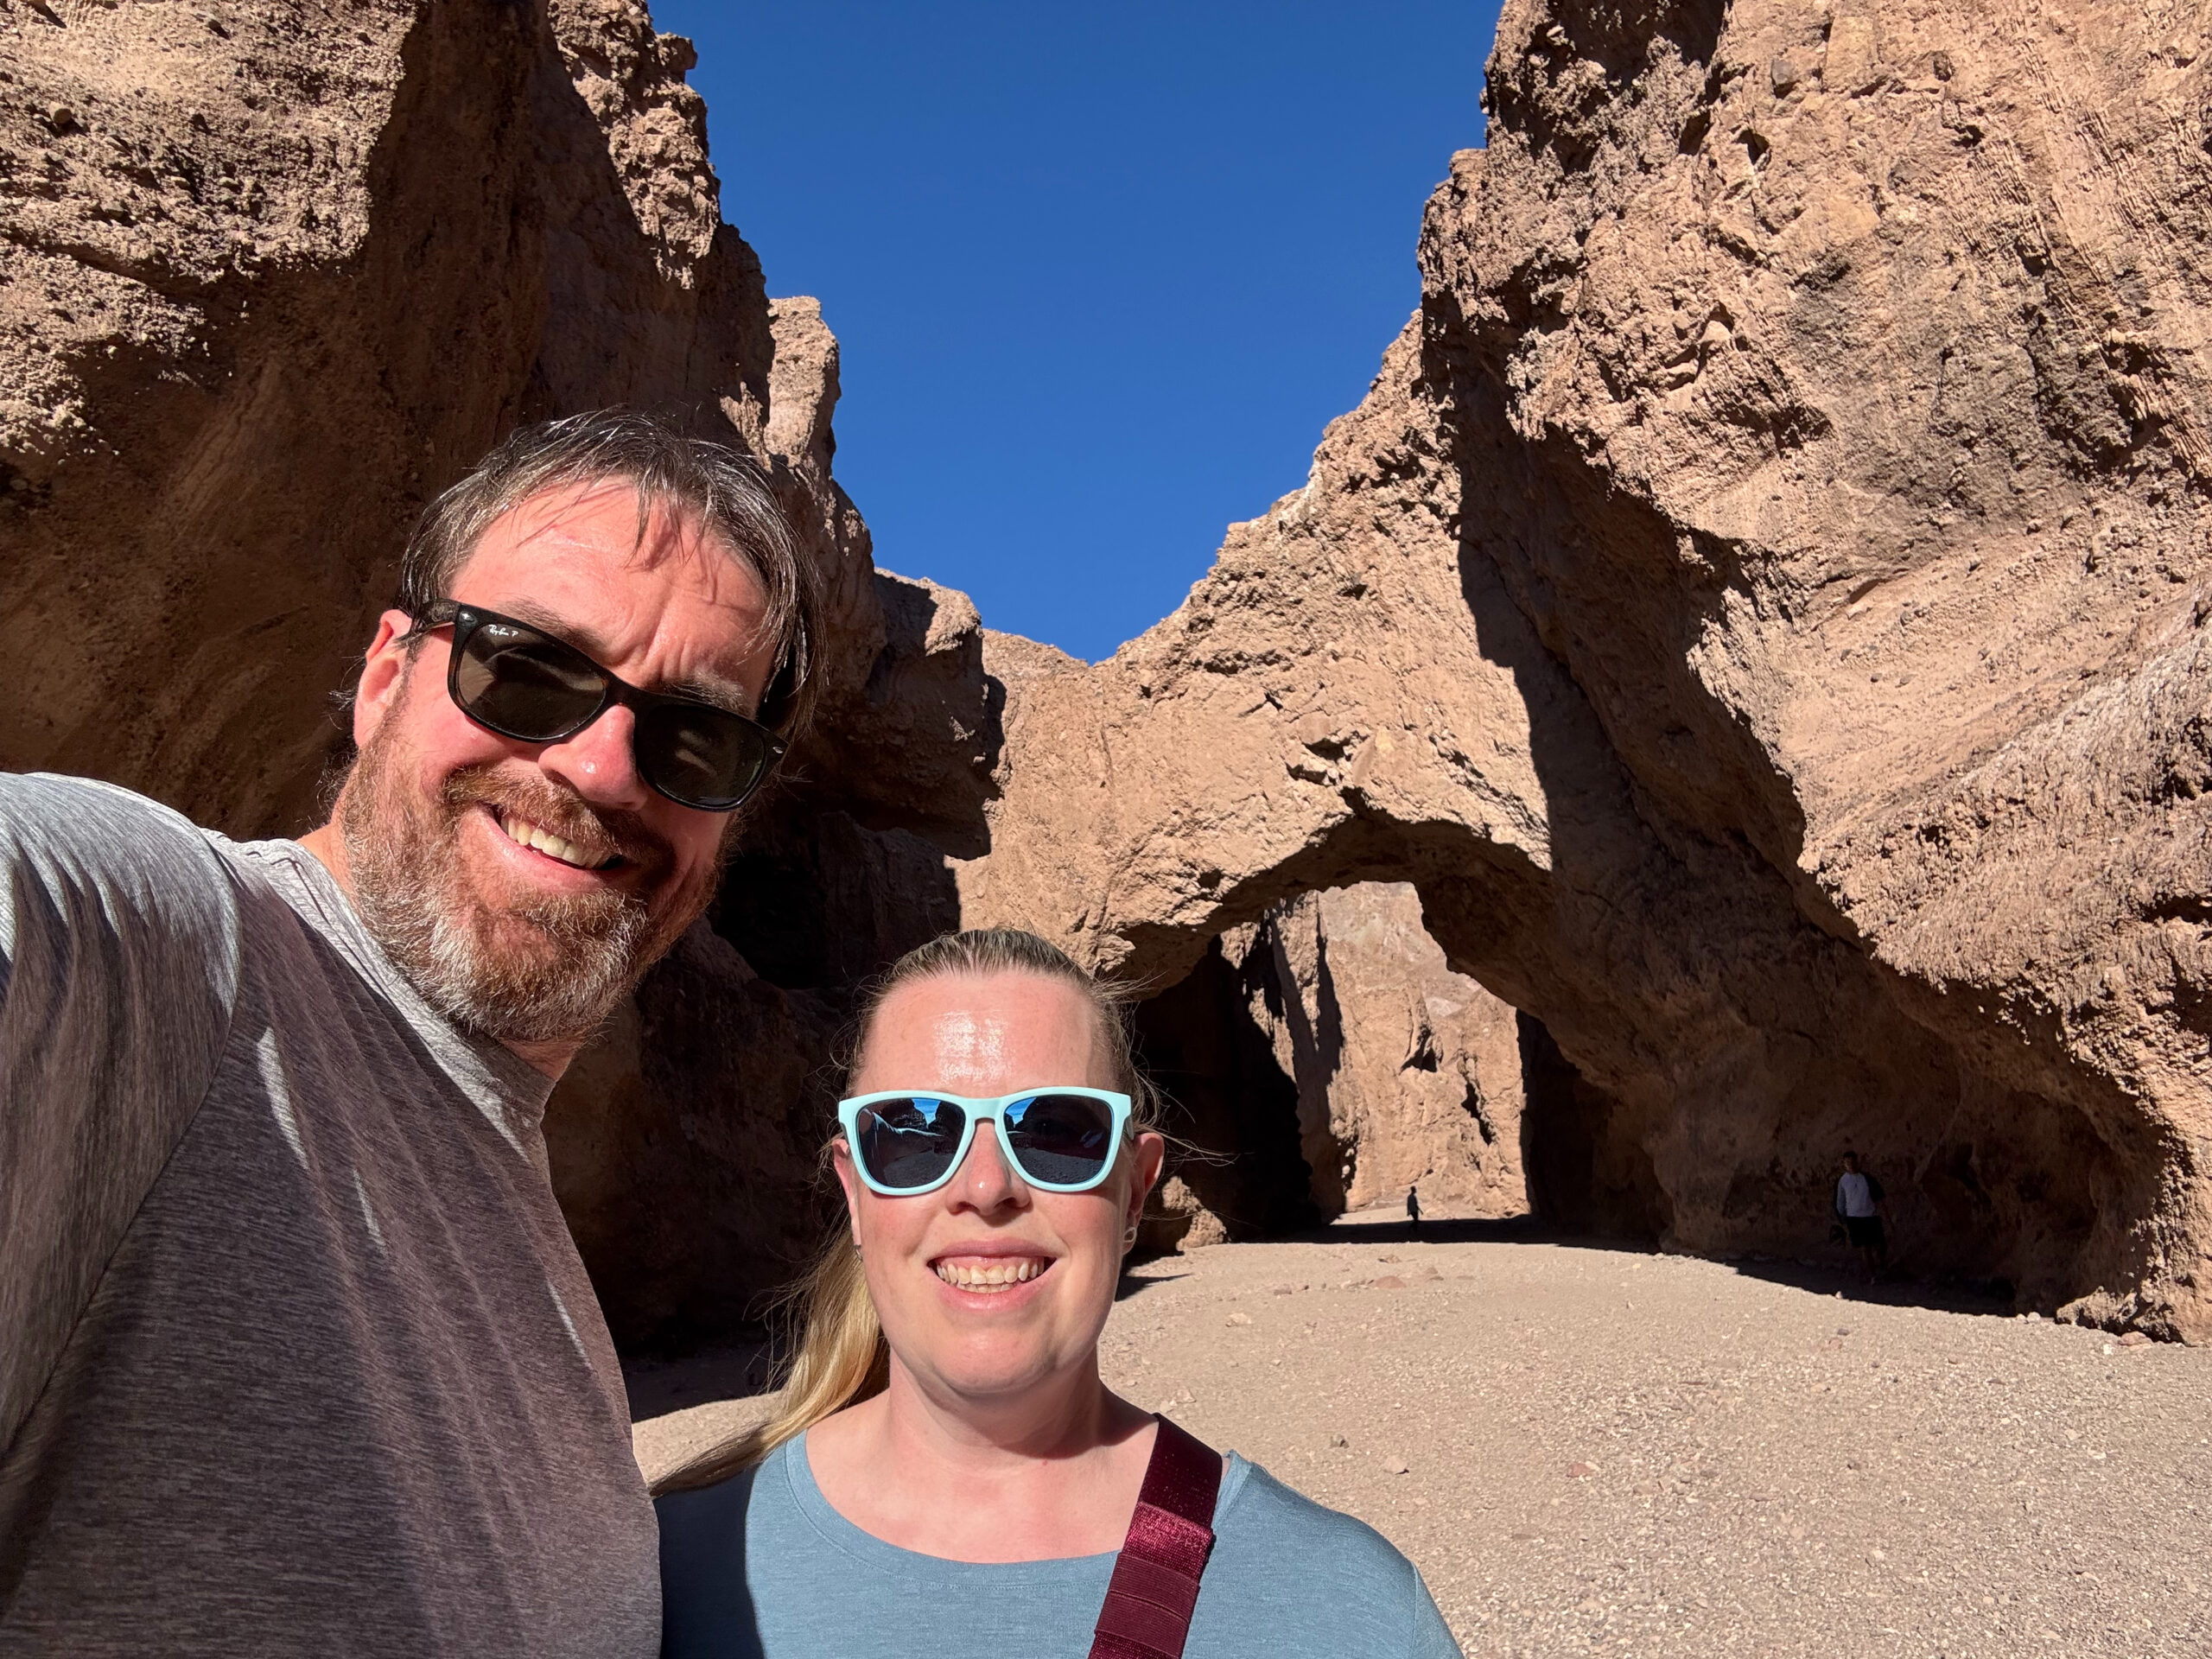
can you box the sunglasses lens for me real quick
[1003,1093,1117,1186]
[454,621,604,738]
[635,702,777,810]
[854,1096,969,1192]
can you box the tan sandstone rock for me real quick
[1247,883,1527,1221]
[963,0,2212,1338]
[1141,882,1527,1245]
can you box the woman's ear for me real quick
[830,1137,865,1249]
[1125,1131,1167,1239]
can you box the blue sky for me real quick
[657,2,1502,660]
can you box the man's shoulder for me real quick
[0,771,253,995]
[3,771,203,835]
[0,772,238,906]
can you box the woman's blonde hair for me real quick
[653,928,1159,1495]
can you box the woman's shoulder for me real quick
[654,1445,772,1546]
[1204,1457,1462,1658]
[1217,1458,1408,1565]
[654,1448,788,1659]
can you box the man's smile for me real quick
[488,804,622,871]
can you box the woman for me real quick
[658,929,1461,1658]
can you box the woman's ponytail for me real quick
[652,1228,887,1494]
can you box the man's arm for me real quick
[0,775,242,1458]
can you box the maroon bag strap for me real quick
[1089,1416,1224,1659]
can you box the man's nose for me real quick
[953,1123,1029,1213]
[534,702,651,811]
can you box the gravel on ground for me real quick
[628,1217,2211,1657]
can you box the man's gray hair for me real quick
[396,409,819,734]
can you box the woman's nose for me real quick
[953,1124,1028,1211]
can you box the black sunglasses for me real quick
[404,601,786,811]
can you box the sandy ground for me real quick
[627,1217,2212,1657]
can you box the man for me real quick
[1405,1183,1422,1235]
[0,410,817,1655]
[1834,1151,1888,1284]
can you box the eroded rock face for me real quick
[1226,883,1527,1222]
[1,0,769,831]
[1133,880,1529,1250]
[964,0,2212,1337]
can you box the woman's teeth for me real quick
[935,1258,1048,1292]
[498,811,613,870]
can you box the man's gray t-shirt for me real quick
[657,1435,1464,1658]
[0,774,657,1656]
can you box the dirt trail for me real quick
[630,1223,2212,1656]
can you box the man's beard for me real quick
[339,702,719,1047]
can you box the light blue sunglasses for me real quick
[837,1087,1135,1196]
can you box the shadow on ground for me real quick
[1117,1269,1192,1301]
[623,1335,775,1421]
[1310,1214,1554,1248]
[1719,1255,2017,1319]
[1310,1211,2018,1320]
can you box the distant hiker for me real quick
[1834,1152,1888,1283]
[1407,1183,1423,1234]
[656,928,1465,1658]
[2,410,819,1657]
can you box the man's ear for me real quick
[353,609,419,749]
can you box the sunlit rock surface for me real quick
[962,0,2212,1337]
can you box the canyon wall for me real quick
[963,0,2212,1337]
[1229,882,1528,1225]
[8,0,2210,1342]
[1249,883,1526,1221]
[4,0,753,832]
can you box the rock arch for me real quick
[959,0,2212,1336]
